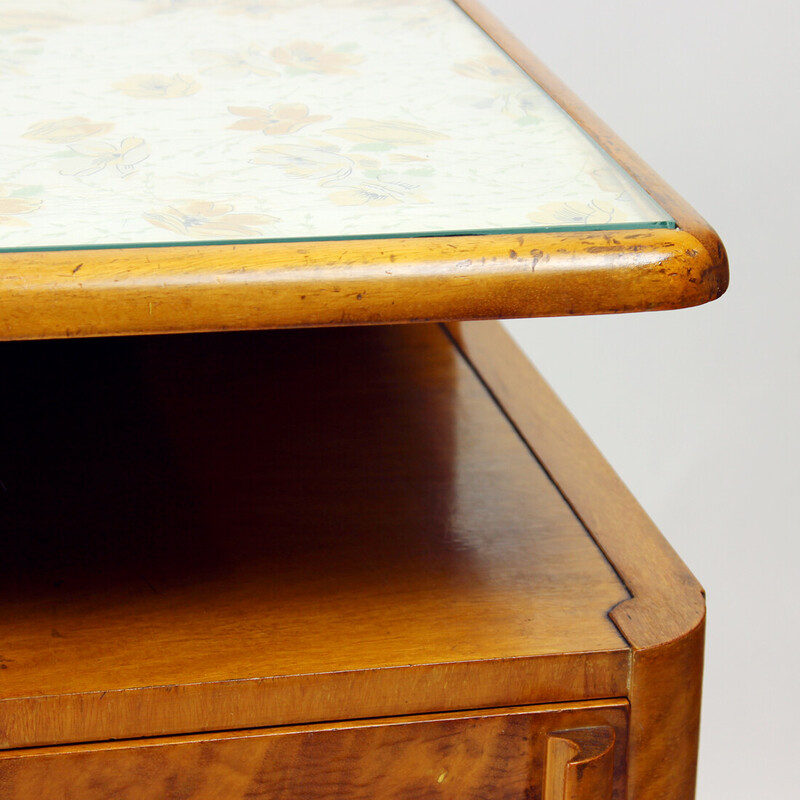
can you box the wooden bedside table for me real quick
[0,2,727,799]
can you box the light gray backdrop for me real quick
[481,1,800,797]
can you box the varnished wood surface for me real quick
[0,227,724,341]
[449,321,705,800]
[0,323,629,748]
[0,701,628,800]
[545,727,616,800]
[0,3,727,341]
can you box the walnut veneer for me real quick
[0,322,704,799]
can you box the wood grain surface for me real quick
[545,727,617,800]
[448,320,706,800]
[0,701,628,800]
[0,226,724,341]
[0,323,629,749]
[0,2,727,341]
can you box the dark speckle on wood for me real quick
[72,263,83,275]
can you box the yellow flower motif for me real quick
[326,119,449,146]
[114,74,200,99]
[528,201,627,226]
[454,55,519,83]
[228,104,331,135]
[144,201,278,239]
[59,137,150,177]
[328,181,428,207]
[196,46,278,79]
[251,143,355,180]
[590,168,627,195]
[271,41,362,75]
[23,116,114,144]
[0,184,42,228]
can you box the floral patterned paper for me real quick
[0,0,673,250]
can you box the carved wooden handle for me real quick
[544,726,616,800]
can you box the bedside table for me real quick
[0,2,727,799]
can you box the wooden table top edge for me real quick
[0,225,726,341]
[0,1,728,341]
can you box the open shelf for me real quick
[0,323,628,748]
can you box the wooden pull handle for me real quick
[544,726,616,800]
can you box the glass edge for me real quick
[0,220,676,255]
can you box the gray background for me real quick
[481,0,800,797]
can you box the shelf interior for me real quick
[0,323,629,744]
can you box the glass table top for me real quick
[0,0,673,253]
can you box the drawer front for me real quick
[0,700,627,800]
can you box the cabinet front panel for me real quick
[0,700,627,800]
